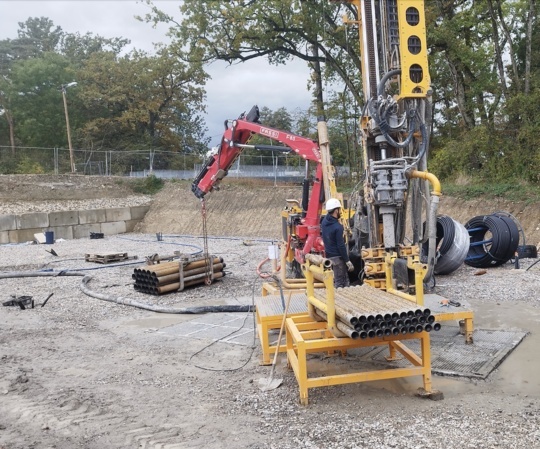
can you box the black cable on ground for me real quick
[0,270,255,314]
[0,271,86,279]
[2,269,260,370]
[526,259,540,271]
[188,273,263,372]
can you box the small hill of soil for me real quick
[0,175,538,246]
[0,174,142,201]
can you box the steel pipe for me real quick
[315,309,359,339]
[156,271,225,294]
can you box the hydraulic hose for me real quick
[408,170,441,282]
[377,69,401,97]
[465,214,520,268]
[0,271,86,279]
[80,276,254,314]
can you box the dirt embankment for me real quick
[135,181,305,239]
[0,175,539,245]
[137,179,540,246]
[0,174,142,201]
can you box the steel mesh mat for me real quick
[352,325,527,379]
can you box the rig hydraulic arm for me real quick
[192,106,337,266]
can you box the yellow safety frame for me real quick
[286,256,435,405]
[286,314,433,405]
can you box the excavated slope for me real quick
[136,181,304,239]
[137,180,540,245]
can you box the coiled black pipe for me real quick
[422,215,469,275]
[465,214,520,268]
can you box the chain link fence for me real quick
[0,146,351,182]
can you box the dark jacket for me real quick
[321,213,349,262]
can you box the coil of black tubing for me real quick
[422,215,468,275]
[465,214,519,268]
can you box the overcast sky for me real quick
[0,0,313,146]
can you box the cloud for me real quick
[205,59,312,144]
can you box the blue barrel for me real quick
[45,231,54,244]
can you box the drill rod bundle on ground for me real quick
[132,256,225,295]
[313,285,440,340]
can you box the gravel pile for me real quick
[0,196,152,215]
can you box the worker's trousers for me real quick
[328,257,350,288]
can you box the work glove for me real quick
[346,261,354,272]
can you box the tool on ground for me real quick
[440,298,461,308]
[45,248,58,256]
[3,295,34,309]
[258,291,293,392]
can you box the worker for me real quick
[321,198,354,288]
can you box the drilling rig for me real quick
[346,0,440,301]
[191,0,471,403]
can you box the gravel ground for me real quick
[0,196,152,215]
[1,229,540,448]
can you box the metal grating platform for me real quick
[256,294,309,316]
[351,325,527,379]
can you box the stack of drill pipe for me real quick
[312,284,440,340]
[132,257,225,295]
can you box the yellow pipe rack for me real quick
[284,256,439,405]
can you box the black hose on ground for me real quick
[0,271,86,279]
[80,276,254,314]
[465,214,520,268]
[0,271,255,314]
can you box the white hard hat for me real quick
[325,198,342,210]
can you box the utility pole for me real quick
[61,82,77,173]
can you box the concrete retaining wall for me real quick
[0,205,150,244]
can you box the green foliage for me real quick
[9,52,75,148]
[76,46,209,154]
[0,16,212,174]
[131,174,164,194]
[442,181,540,204]
[15,156,45,174]
[148,0,364,106]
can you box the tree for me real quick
[76,47,209,162]
[142,0,364,113]
[16,17,63,57]
[0,18,66,154]
[9,52,75,149]
[61,32,130,66]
